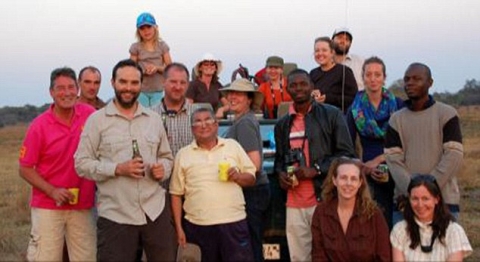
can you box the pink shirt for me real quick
[19,103,95,210]
[286,104,317,208]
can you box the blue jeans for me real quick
[138,91,164,108]
[243,184,271,262]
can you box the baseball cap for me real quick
[266,56,284,67]
[136,12,157,28]
[332,27,353,41]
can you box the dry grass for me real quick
[0,106,479,260]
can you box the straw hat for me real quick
[176,243,201,262]
[220,79,264,110]
[193,53,223,76]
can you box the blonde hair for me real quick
[321,157,377,218]
[135,25,161,43]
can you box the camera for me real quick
[285,148,306,167]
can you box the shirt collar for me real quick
[105,100,152,118]
[405,95,435,111]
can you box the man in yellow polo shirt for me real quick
[170,107,256,261]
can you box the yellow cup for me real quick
[218,161,230,182]
[68,188,79,205]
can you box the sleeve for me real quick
[319,109,356,174]
[389,222,406,252]
[311,204,329,261]
[129,43,138,56]
[19,122,42,167]
[235,119,260,153]
[384,115,412,196]
[345,107,357,145]
[273,120,286,174]
[374,209,393,262]
[158,40,170,54]
[156,121,174,182]
[186,81,196,100]
[74,114,117,182]
[233,140,256,177]
[446,223,473,257]
[169,150,186,196]
[431,115,464,188]
[342,67,359,109]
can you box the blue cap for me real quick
[136,12,156,28]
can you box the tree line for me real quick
[1,79,479,128]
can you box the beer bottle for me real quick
[287,166,299,187]
[132,139,145,176]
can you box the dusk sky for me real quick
[1,0,479,106]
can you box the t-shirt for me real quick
[19,103,96,210]
[186,79,224,110]
[129,40,170,93]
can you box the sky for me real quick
[1,0,479,107]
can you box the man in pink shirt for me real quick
[19,67,96,261]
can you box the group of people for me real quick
[17,11,473,262]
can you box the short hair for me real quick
[111,59,143,82]
[362,56,387,78]
[190,107,216,126]
[164,62,190,80]
[407,62,432,79]
[78,66,101,81]
[287,68,313,85]
[50,67,77,90]
[314,36,334,50]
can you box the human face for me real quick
[403,65,432,101]
[50,76,79,111]
[164,68,188,104]
[191,111,218,143]
[363,62,385,92]
[138,25,157,41]
[200,61,217,76]
[79,70,101,100]
[111,66,142,109]
[409,185,439,223]
[332,163,362,201]
[314,40,334,66]
[266,66,283,81]
[226,91,251,115]
[287,74,313,104]
[333,33,351,55]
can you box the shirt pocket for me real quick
[144,135,160,160]
[99,135,131,161]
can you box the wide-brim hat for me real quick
[194,53,223,76]
[176,243,201,262]
[220,78,264,110]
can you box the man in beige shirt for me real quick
[75,59,175,261]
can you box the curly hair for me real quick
[321,157,377,219]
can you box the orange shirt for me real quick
[258,78,292,119]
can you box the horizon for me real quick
[1,0,479,107]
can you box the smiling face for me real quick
[314,40,334,66]
[332,163,362,201]
[111,66,142,109]
[266,66,283,82]
[164,67,188,104]
[363,62,385,92]
[199,61,217,77]
[226,91,251,115]
[50,75,78,111]
[333,33,352,55]
[409,185,439,223]
[191,110,218,144]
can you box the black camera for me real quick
[285,148,306,166]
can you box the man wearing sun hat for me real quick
[221,78,270,261]
[332,27,365,90]
[186,53,229,117]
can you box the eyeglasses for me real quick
[202,61,216,67]
[191,118,216,127]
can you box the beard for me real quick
[114,89,139,109]
[334,44,350,55]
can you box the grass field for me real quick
[1,106,479,261]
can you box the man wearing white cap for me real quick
[332,27,365,90]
